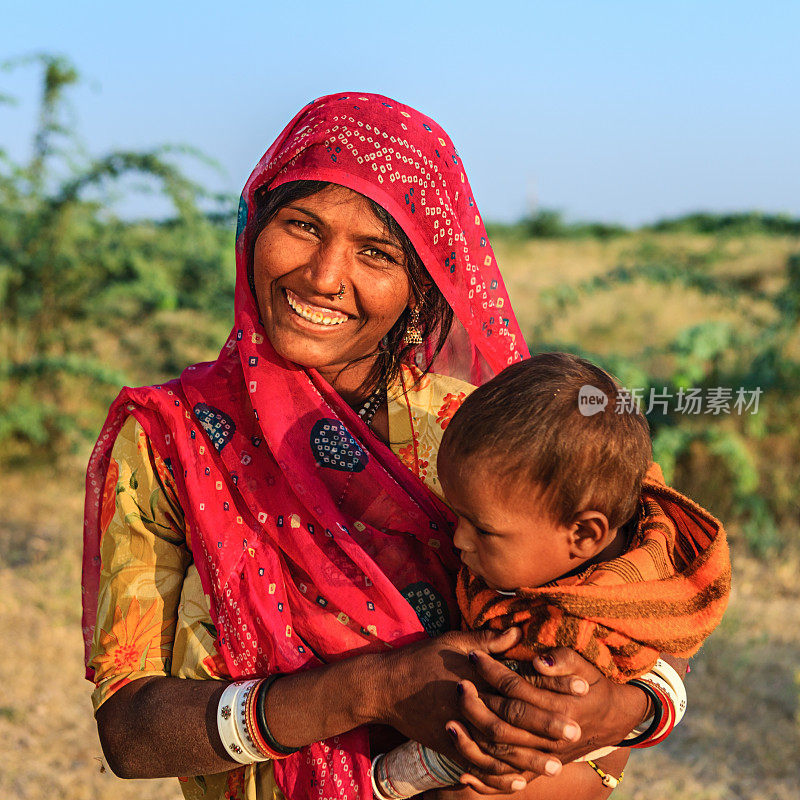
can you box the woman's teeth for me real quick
[285,290,348,326]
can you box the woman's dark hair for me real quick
[247,180,454,396]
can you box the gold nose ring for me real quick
[335,282,346,300]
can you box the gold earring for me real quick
[403,304,423,345]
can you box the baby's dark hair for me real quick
[440,352,652,529]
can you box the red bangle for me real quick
[632,681,674,748]
[244,679,275,759]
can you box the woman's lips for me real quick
[283,288,350,326]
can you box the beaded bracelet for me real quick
[254,673,301,757]
[586,758,624,790]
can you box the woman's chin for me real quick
[264,329,370,379]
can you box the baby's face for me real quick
[439,451,576,592]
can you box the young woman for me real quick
[83,93,669,800]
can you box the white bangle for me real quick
[648,659,687,725]
[371,754,394,800]
[217,680,268,764]
[582,661,687,760]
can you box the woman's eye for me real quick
[362,247,396,264]
[290,219,317,234]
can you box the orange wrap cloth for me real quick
[456,464,731,682]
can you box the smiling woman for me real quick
[82,93,657,800]
[248,179,455,411]
[253,185,416,402]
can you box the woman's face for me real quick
[252,185,413,396]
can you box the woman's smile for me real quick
[283,288,350,327]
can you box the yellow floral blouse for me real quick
[89,367,473,800]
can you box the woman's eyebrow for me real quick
[284,204,325,224]
[360,234,404,252]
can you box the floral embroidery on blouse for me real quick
[436,391,467,430]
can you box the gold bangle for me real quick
[586,759,624,790]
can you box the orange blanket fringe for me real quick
[457,464,731,682]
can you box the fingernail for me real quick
[511,779,527,791]
[456,682,465,696]
[563,723,580,741]
[538,653,555,667]
[545,759,560,776]
[571,678,589,694]
[468,651,479,664]
[446,726,458,740]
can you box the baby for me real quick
[372,352,730,798]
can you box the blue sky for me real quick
[2,0,799,224]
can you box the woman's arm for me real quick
[96,647,393,778]
[98,627,603,788]
[426,749,630,800]
[97,628,547,781]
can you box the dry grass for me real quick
[2,231,799,799]
[496,233,799,355]
[0,459,182,800]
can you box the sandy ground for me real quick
[0,461,798,800]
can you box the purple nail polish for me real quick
[446,727,458,739]
[456,683,464,696]
[468,651,479,664]
[539,653,555,667]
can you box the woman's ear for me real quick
[567,510,611,558]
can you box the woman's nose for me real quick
[305,239,350,296]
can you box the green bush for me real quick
[0,55,234,461]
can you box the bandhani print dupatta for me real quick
[82,93,529,800]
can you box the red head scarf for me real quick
[82,93,529,800]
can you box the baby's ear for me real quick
[568,510,611,558]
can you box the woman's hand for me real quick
[375,627,524,754]
[374,628,587,793]
[446,648,647,793]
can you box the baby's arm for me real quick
[372,740,464,799]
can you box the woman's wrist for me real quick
[263,651,391,749]
[363,649,403,727]
[614,681,652,738]
[345,651,394,727]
